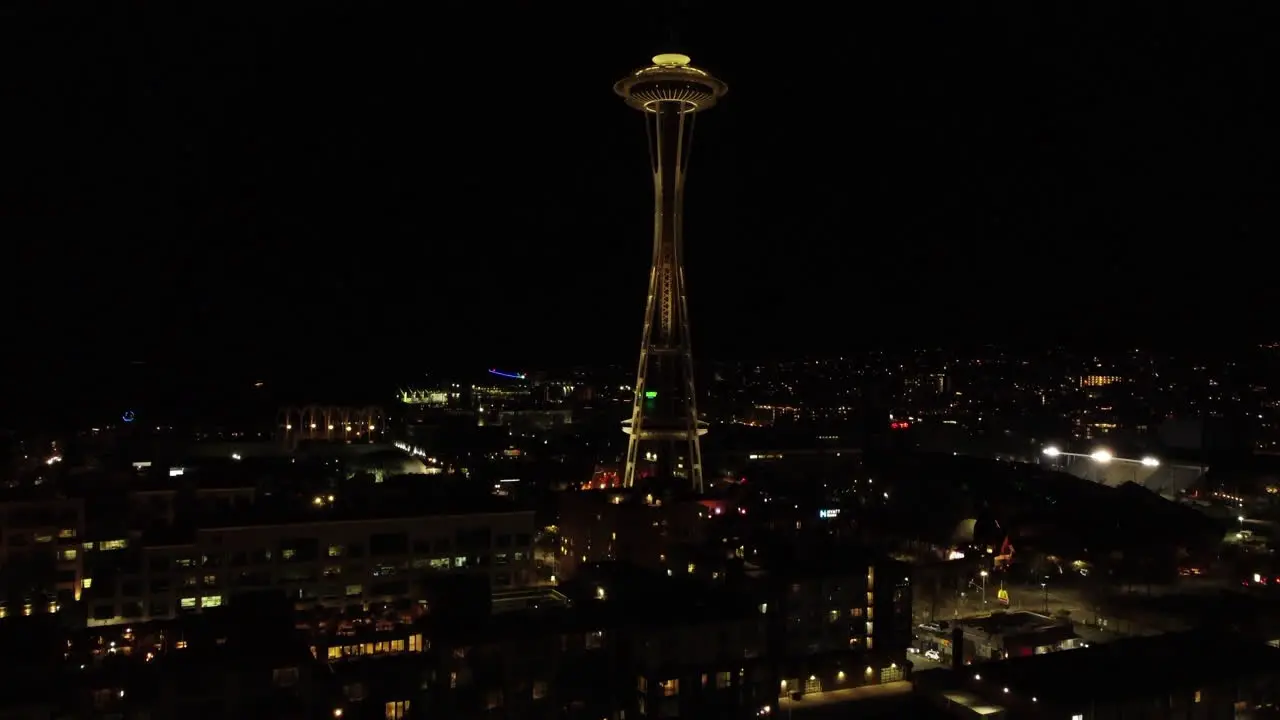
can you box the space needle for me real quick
[614,53,727,493]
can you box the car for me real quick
[924,649,941,661]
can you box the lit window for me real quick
[100,540,128,551]
[180,597,197,608]
[384,700,410,719]
[716,671,731,689]
[34,535,53,544]
[58,528,77,539]
[661,679,679,697]
[345,585,362,597]
[328,545,345,557]
[201,595,222,608]
[57,549,77,562]
[532,681,548,699]
[408,634,425,653]
[82,578,93,589]
[1194,690,1202,703]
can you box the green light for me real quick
[644,390,658,399]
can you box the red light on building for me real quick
[890,421,911,430]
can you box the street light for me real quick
[1140,456,1160,467]
[1090,448,1113,464]
[1040,577,1049,614]
[979,570,989,604]
[1042,446,1061,457]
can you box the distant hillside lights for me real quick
[399,386,459,406]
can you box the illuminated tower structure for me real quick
[614,53,726,493]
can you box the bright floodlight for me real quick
[1090,449,1113,463]
[1043,446,1061,457]
[1140,456,1160,467]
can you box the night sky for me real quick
[4,4,1277,401]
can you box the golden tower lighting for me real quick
[614,53,727,493]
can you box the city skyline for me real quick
[6,7,1280,719]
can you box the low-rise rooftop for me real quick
[961,629,1280,704]
[956,610,1064,637]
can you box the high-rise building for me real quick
[613,54,727,492]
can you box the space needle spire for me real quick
[614,53,726,493]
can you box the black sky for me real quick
[4,3,1278,386]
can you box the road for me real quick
[909,653,947,671]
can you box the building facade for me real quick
[0,496,85,617]
[82,510,536,627]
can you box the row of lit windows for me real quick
[323,634,426,660]
[827,607,871,621]
[637,672,733,697]
[83,539,128,551]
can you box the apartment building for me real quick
[82,505,536,627]
[322,567,773,720]
[0,494,85,617]
[768,550,914,696]
[557,489,712,578]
